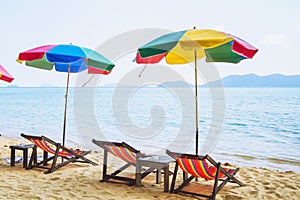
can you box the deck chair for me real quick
[166,149,245,200]
[92,139,155,186]
[21,133,98,174]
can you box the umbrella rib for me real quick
[82,74,96,87]
[138,65,148,78]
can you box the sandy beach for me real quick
[0,137,299,200]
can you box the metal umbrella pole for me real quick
[194,50,199,156]
[62,64,70,147]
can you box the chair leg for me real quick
[46,147,60,173]
[207,155,244,186]
[28,146,37,167]
[211,162,221,200]
[43,151,48,165]
[163,165,170,192]
[102,150,108,181]
[183,172,188,181]
[216,168,240,194]
[221,168,244,186]
[170,163,178,193]
[136,161,142,186]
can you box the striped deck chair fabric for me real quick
[166,149,244,200]
[92,139,154,186]
[28,136,85,158]
[177,157,236,180]
[104,144,137,163]
[21,133,97,174]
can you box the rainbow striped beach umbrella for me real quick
[17,44,115,146]
[0,65,14,83]
[17,44,114,74]
[135,28,258,155]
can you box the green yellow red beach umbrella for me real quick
[135,28,258,155]
[0,65,14,83]
[17,44,115,145]
[136,29,258,64]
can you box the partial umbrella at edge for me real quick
[0,65,14,83]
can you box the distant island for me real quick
[204,74,300,87]
[157,74,300,88]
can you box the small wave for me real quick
[220,153,300,166]
[220,153,256,160]
[279,129,299,135]
[266,157,300,166]
[227,122,247,127]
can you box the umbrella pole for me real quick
[62,64,70,146]
[194,50,199,156]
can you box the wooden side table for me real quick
[10,144,36,168]
[136,155,175,192]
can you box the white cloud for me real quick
[262,33,288,45]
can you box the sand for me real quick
[0,137,299,200]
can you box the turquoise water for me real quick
[0,87,299,173]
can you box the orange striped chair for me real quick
[92,139,155,186]
[21,133,97,174]
[166,150,244,200]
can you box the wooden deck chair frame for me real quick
[21,133,98,174]
[166,149,245,200]
[92,139,155,186]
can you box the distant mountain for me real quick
[205,74,300,87]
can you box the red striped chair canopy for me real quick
[177,157,235,180]
[27,136,84,158]
[104,144,137,163]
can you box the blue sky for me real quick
[0,0,299,86]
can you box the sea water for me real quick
[0,87,299,173]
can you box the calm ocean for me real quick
[0,87,299,173]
